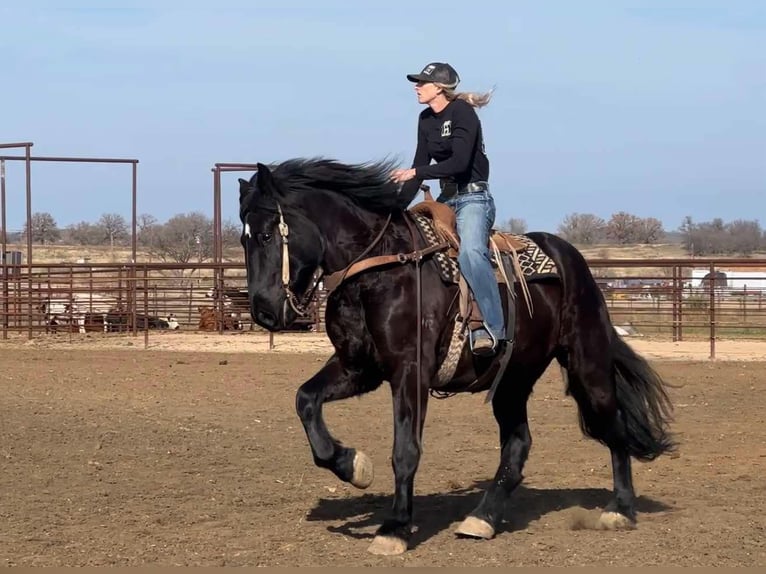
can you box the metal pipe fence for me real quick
[1,259,765,358]
[0,143,140,340]
[587,258,766,359]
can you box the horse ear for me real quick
[238,178,251,202]
[255,162,274,190]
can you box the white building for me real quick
[691,268,766,292]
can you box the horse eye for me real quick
[259,232,273,244]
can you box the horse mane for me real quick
[261,157,414,213]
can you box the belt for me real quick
[440,180,489,196]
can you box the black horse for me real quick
[238,158,675,556]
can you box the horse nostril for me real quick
[256,310,278,328]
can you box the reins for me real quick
[323,218,449,293]
[322,211,443,450]
[277,203,452,451]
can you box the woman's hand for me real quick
[390,168,417,183]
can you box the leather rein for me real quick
[272,204,448,448]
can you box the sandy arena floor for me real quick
[1,332,764,566]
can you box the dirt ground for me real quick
[6,329,766,361]
[1,333,765,566]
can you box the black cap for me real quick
[406,62,460,89]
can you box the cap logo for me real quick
[422,64,435,75]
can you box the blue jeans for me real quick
[438,189,505,343]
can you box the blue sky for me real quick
[1,0,764,233]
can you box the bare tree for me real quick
[149,212,213,263]
[97,213,129,248]
[634,217,665,244]
[499,217,528,235]
[137,213,159,248]
[695,218,728,255]
[222,219,242,248]
[726,219,762,254]
[65,221,102,245]
[557,213,605,244]
[679,217,762,255]
[23,212,60,245]
[605,211,642,244]
[679,215,695,253]
[137,213,158,234]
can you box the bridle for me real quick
[243,202,324,323]
[274,203,324,320]
[248,195,454,451]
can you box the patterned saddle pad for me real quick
[411,214,559,284]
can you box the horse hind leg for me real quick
[558,330,674,530]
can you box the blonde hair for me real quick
[437,84,494,108]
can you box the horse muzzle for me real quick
[250,296,284,332]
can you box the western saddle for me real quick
[408,187,534,331]
[323,186,535,334]
[319,186,536,398]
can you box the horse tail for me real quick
[611,334,676,461]
[525,231,675,462]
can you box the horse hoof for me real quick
[367,535,407,556]
[455,516,495,539]
[598,511,636,531]
[351,451,374,489]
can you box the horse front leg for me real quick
[367,371,429,556]
[295,353,383,488]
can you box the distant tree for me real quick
[23,212,60,245]
[97,213,129,248]
[222,219,242,248]
[605,211,641,244]
[499,217,528,235]
[137,213,159,248]
[137,213,158,234]
[65,221,102,245]
[635,217,665,244]
[149,212,213,263]
[725,219,761,255]
[679,215,695,253]
[557,213,605,244]
[695,218,728,255]
[679,217,761,255]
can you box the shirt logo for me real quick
[441,120,452,137]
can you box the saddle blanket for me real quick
[412,214,559,285]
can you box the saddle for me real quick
[320,187,551,399]
[409,200,529,258]
[408,191,534,333]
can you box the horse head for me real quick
[238,162,325,331]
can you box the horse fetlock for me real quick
[350,450,374,489]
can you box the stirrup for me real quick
[470,328,498,357]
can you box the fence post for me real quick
[743,284,747,327]
[709,262,716,360]
[143,265,149,349]
[672,265,679,342]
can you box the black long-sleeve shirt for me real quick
[401,98,489,200]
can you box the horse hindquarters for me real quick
[537,231,675,527]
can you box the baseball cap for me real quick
[406,62,460,89]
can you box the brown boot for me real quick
[471,331,497,357]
